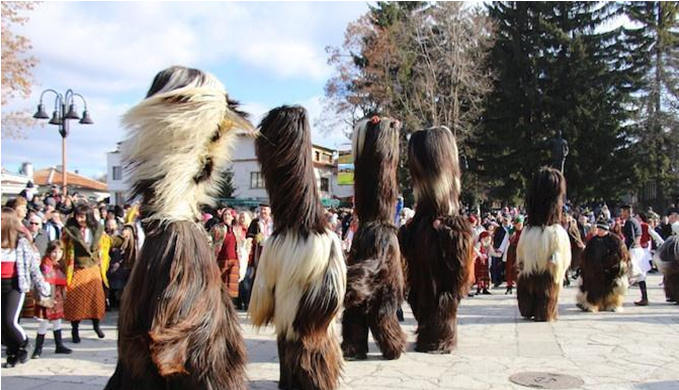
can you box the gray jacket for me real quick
[13,237,51,296]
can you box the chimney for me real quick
[20,162,34,180]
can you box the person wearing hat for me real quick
[621,205,649,306]
[474,231,494,295]
[18,182,35,203]
[576,218,630,312]
[503,215,525,294]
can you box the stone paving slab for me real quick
[2,273,678,390]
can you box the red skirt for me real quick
[35,285,66,320]
[217,258,240,298]
[64,266,106,321]
[474,258,490,284]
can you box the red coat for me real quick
[505,230,522,287]
[640,223,651,249]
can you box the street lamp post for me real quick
[33,89,94,195]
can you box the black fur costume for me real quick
[398,127,474,353]
[576,233,629,312]
[342,116,407,360]
[655,236,679,303]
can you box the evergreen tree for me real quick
[217,167,236,199]
[480,2,636,206]
[623,1,679,210]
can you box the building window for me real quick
[314,151,321,162]
[320,177,330,192]
[250,172,265,189]
[323,153,332,163]
[112,166,123,181]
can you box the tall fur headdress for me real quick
[122,66,254,224]
[525,167,566,227]
[408,126,461,215]
[351,116,401,223]
[255,105,326,237]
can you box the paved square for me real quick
[3,273,678,390]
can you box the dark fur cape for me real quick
[398,127,473,353]
[249,106,346,390]
[576,233,629,312]
[655,236,679,303]
[105,67,249,390]
[342,117,406,360]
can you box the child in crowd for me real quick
[474,231,495,295]
[32,240,73,358]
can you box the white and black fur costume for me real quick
[105,66,252,390]
[249,106,346,390]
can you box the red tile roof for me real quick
[33,167,107,191]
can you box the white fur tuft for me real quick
[516,225,571,284]
[249,230,347,340]
[122,86,252,223]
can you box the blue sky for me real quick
[2,1,369,178]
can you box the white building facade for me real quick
[106,135,342,207]
[107,146,128,206]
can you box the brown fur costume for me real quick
[249,106,346,390]
[655,236,679,303]
[342,116,406,360]
[516,167,571,322]
[105,66,251,390]
[576,233,629,312]
[398,127,474,353]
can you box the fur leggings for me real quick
[341,305,405,360]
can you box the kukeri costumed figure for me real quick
[342,116,407,360]
[654,236,679,304]
[249,106,347,390]
[398,127,474,353]
[105,66,252,390]
[516,167,571,322]
[576,220,630,312]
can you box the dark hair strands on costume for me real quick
[353,118,400,224]
[408,127,461,216]
[107,65,248,390]
[525,167,566,227]
[146,66,206,98]
[256,105,326,237]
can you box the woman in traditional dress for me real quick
[211,208,240,304]
[63,203,125,342]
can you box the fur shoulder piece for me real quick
[122,86,253,223]
[517,224,571,283]
[655,236,679,275]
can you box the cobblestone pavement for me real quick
[3,273,678,390]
